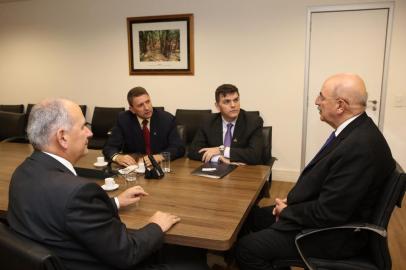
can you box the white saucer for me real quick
[94,161,108,167]
[101,183,119,191]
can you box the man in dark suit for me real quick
[103,87,185,167]
[7,99,208,270]
[188,84,264,165]
[235,73,395,270]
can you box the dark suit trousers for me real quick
[235,205,299,270]
[138,244,209,270]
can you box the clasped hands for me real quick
[198,146,246,165]
[117,185,180,232]
[272,197,287,222]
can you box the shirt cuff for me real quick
[112,154,118,162]
[211,155,221,163]
[224,147,230,158]
[114,197,120,209]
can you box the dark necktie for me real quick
[224,123,233,147]
[304,131,336,170]
[142,119,151,154]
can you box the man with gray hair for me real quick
[235,73,395,270]
[7,98,208,270]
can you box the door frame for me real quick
[300,2,394,169]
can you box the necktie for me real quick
[224,123,233,147]
[142,119,151,154]
[304,131,336,170]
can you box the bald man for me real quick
[235,74,395,270]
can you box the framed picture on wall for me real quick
[127,14,194,75]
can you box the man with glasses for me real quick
[234,73,395,270]
[188,84,264,165]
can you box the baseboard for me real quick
[272,169,299,182]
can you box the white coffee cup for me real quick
[105,177,115,187]
[97,156,105,164]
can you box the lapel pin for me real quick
[233,138,238,142]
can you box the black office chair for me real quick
[0,111,26,142]
[259,126,277,198]
[79,104,87,117]
[272,164,405,270]
[175,109,211,151]
[176,124,187,146]
[88,106,125,149]
[0,104,24,113]
[0,222,66,270]
[154,106,165,111]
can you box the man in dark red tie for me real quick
[235,73,395,270]
[188,84,264,165]
[103,87,185,167]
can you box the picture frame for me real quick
[127,14,194,75]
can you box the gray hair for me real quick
[27,99,73,150]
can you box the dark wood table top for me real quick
[0,142,269,250]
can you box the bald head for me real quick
[326,73,368,111]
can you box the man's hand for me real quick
[198,147,221,163]
[115,154,137,167]
[143,154,163,167]
[272,197,287,222]
[219,156,246,166]
[117,186,148,208]
[149,211,181,232]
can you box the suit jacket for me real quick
[7,151,164,270]
[273,113,395,234]
[103,109,185,161]
[188,109,264,165]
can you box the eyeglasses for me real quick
[317,92,349,105]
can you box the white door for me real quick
[301,4,393,169]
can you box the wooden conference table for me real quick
[0,142,270,251]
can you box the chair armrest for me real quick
[294,223,387,270]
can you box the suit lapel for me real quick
[232,111,246,146]
[149,110,159,153]
[213,114,223,146]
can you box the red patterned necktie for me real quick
[142,119,151,154]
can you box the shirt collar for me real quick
[221,116,237,128]
[335,113,362,136]
[42,151,77,176]
[137,116,151,128]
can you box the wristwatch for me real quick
[218,145,225,156]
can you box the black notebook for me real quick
[191,162,237,179]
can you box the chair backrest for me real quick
[369,164,405,269]
[262,126,272,165]
[0,104,24,113]
[91,106,125,137]
[0,111,26,141]
[79,105,87,117]
[176,124,187,145]
[175,109,211,145]
[154,106,165,111]
[0,222,66,270]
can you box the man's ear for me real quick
[215,102,219,111]
[129,105,135,114]
[56,128,68,149]
[337,99,346,114]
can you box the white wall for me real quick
[1,0,405,180]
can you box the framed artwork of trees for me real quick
[127,14,194,75]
